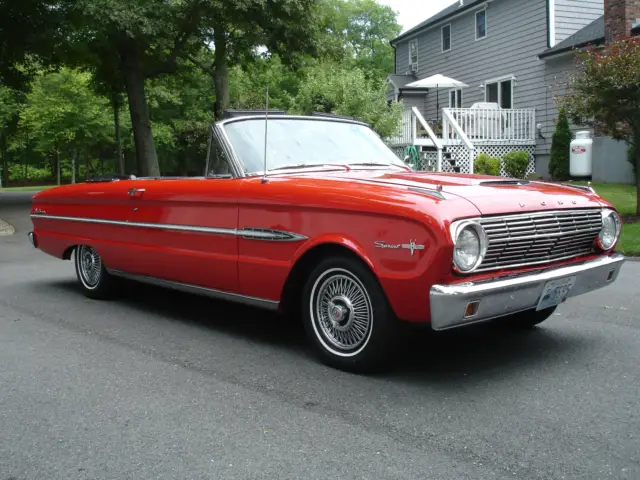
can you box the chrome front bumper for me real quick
[429,253,626,331]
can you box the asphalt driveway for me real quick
[1,190,639,479]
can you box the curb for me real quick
[0,218,15,236]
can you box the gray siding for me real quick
[399,93,427,114]
[541,54,597,154]
[394,0,549,152]
[554,0,603,45]
[592,137,635,184]
[540,55,574,154]
[395,41,410,76]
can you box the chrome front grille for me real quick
[477,209,603,271]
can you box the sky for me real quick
[378,0,459,33]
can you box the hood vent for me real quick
[408,186,446,200]
[477,179,530,186]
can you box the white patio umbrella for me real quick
[405,74,469,123]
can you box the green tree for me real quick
[0,86,23,187]
[146,63,215,175]
[0,0,70,89]
[561,37,640,213]
[321,0,402,80]
[188,0,319,120]
[291,63,402,138]
[63,0,209,176]
[549,108,572,180]
[18,68,113,183]
[228,56,302,111]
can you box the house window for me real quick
[442,24,451,52]
[485,77,513,108]
[476,9,487,39]
[449,89,462,108]
[409,39,418,71]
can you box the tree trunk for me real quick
[56,152,60,186]
[113,98,124,175]
[47,155,54,178]
[72,150,76,184]
[118,36,160,177]
[213,27,229,120]
[84,149,90,181]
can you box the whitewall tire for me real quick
[302,255,399,372]
[73,245,119,299]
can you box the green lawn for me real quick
[572,182,639,256]
[0,185,56,192]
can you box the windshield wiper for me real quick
[268,163,348,172]
[269,164,315,171]
[349,162,389,167]
[349,162,411,170]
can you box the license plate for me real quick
[536,276,576,311]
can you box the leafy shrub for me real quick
[503,150,530,179]
[549,108,572,180]
[474,153,501,176]
[8,165,51,182]
[629,144,637,177]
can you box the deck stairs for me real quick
[387,105,538,176]
[414,146,460,173]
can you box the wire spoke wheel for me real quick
[77,245,102,289]
[312,268,373,354]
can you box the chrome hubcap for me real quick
[314,272,372,351]
[78,245,102,287]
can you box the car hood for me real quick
[298,170,605,215]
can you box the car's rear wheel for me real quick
[494,306,558,329]
[301,255,399,373]
[74,245,119,299]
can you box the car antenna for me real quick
[261,86,269,184]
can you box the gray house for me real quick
[386,0,637,183]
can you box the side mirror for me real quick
[404,155,411,163]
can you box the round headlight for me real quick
[451,221,488,273]
[597,209,621,251]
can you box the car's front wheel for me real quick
[301,255,399,373]
[74,245,119,299]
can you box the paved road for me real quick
[1,190,639,480]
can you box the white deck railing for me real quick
[387,107,415,147]
[388,107,537,147]
[444,107,536,144]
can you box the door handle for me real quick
[128,188,146,198]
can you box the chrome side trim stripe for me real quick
[238,227,308,242]
[107,269,280,310]
[30,214,308,242]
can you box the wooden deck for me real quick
[387,106,537,148]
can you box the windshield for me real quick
[221,117,407,174]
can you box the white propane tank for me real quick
[570,130,593,177]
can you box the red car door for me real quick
[119,176,241,293]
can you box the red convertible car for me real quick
[29,110,625,372]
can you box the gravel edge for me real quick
[0,218,15,236]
